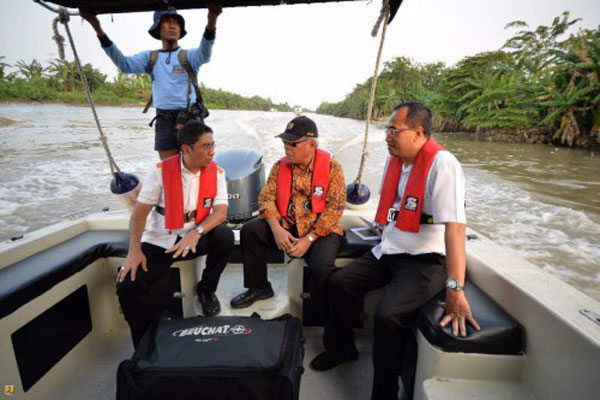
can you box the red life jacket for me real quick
[161,154,218,229]
[375,138,445,233]
[276,149,331,217]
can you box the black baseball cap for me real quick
[276,116,318,141]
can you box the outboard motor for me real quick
[214,149,265,224]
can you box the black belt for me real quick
[155,206,197,223]
[149,108,184,127]
[156,109,182,118]
[386,208,434,224]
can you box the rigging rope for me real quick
[52,6,121,175]
[354,0,390,187]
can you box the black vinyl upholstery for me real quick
[0,230,128,320]
[417,284,523,355]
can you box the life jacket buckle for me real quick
[386,208,398,223]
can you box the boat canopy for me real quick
[39,0,367,15]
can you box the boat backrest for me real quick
[0,230,128,320]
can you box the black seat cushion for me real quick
[417,283,523,355]
[0,230,129,319]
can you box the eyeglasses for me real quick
[191,143,217,151]
[282,139,310,147]
[386,126,413,137]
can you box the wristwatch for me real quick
[194,225,205,236]
[306,233,315,243]
[446,278,464,291]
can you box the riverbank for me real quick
[372,119,599,149]
[0,78,292,112]
[459,128,599,149]
[316,13,599,149]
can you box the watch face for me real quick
[447,279,457,289]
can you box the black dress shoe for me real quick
[198,291,221,316]
[230,284,274,309]
[309,349,358,371]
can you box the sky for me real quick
[2,0,599,110]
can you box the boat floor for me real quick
[42,327,377,400]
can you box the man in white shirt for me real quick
[117,120,233,347]
[311,102,480,400]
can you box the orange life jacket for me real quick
[161,154,217,229]
[375,138,445,232]
[276,149,331,216]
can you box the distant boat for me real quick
[293,106,303,116]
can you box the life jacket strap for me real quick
[155,205,197,223]
[385,208,435,225]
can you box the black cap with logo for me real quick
[276,116,318,141]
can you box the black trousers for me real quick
[240,218,342,308]
[323,251,446,400]
[117,224,234,347]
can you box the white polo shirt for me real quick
[372,151,466,259]
[136,158,228,249]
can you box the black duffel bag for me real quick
[117,313,304,400]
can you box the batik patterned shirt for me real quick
[258,154,346,238]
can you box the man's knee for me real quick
[374,303,415,330]
[210,224,234,249]
[329,269,354,296]
[116,277,149,301]
[240,218,265,240]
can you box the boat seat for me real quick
[0,230,129,320]
[339,215,379,258]
[417,284,523,355]
[338,215,524,356]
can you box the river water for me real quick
[1,103,599,301]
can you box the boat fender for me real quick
[110,172,141,211]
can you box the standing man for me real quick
[81,4,222,159]
[310,102,480,400]
[230,116,346,311]
[117,120,234,347]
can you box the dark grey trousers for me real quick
[323,251,447,400]
[240,217,342,310]
[117,224,234,347]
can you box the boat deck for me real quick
[40,263,383,400]
[42,326,378,400]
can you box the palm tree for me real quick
[0,56,11,80]
[15,59,45,80]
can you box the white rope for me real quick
[55,7,121,175]
[355,0,390,186]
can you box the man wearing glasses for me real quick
[117,120,234,347]
[311,102,479,400]
[230,116,346,311]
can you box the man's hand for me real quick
[79,8,104,36]
[207,2,223,18]
[119,247,147,282]
[206,2,222,30]
[288,236,312,258]
[166,230,201,259]
[440,290,480,337]
[272,224,297,251]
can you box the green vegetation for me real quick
[317,12,600,148]
[0,57,291,111]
